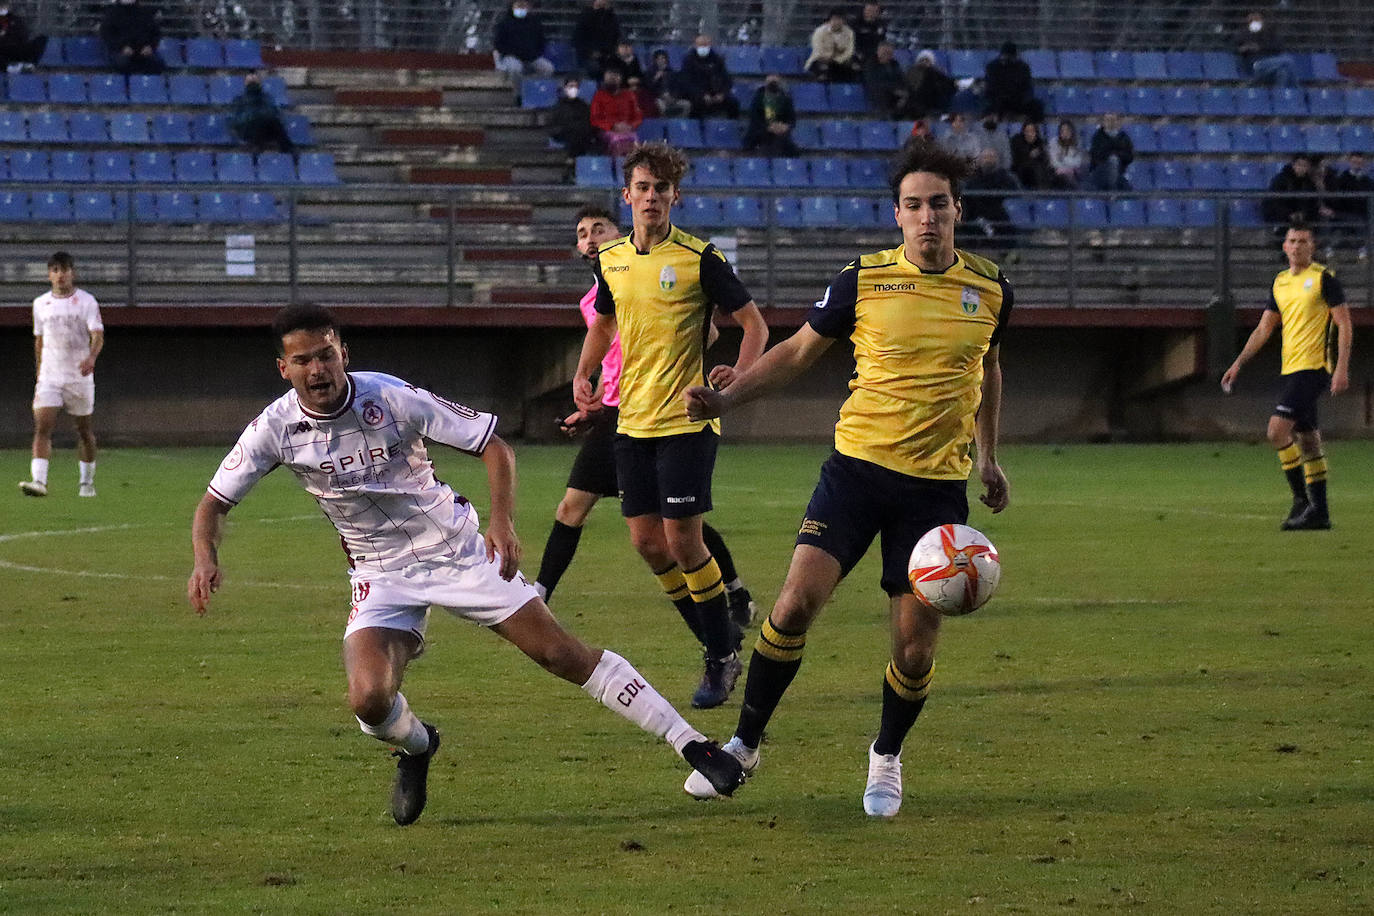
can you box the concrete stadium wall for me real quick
[1,324,1370,449]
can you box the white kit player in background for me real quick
[20,251,103,498]
[186,305,745,826]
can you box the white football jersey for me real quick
[33,288,102,383]
[208,372,498,573]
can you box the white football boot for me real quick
[862,743,903,817]
[19,480,48,497]
[78,484,97,498]
[684,736,759,798]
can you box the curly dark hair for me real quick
[888,139,973,203]
[621,141,690,189]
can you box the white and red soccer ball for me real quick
[907,524,1001,616]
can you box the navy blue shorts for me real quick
[614,427,718,519]
[566,407,619,497]
[1274,369,1328,433]
[796,451,969,596]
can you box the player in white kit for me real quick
[187,305,745,825]
[20,251,103,498]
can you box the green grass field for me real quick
[1,442,1370,914]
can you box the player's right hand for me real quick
[187,564,221,616]
[683,385,723,421]
[1219,365,1239,394]
[572,376,598,412]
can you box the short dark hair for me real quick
[271,303,339,354]
[1286,218,1314,237]
[827,6,846,19]
[888,140,973,203]
[621,141,689,189]
[574,203,618,226]
[48,251,74,269]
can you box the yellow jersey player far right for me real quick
[1221,220,1353,531]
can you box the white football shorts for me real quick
[343,545,539,646]
[33,377,95,416]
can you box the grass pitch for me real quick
[1,442,1371,914]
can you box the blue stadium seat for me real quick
[1232,123,1269,154]
[545,40,575,72]
[760,47,806,75]
[1308,87,1344,117]
[733,157,771,187]
[790,120,821,148]
[1152,159,1189,191]
[28,112,68,143]
[1072,198,1108,228]
[849,158,886,189]
[264,76,291,108]
[859,121,898,151]
[52,151,92,183]
[9,150,49,182]
[6,72,45,102]
[74,191,118,223]
[828,83,867,113]
[820,119,861,149]
[1156,123,1195,154]
[173,151,215,182]
[723,45,762,75]
[38,37,64,67]
[1342,88,1374,117]
[801,195,841,228]
[1126,160,1153,191]
[0,111,24,141]
[157,38,185,68]
[810,157,849,188]
[209,74,243,106]
[636,118,666,142]
[1165,51,1205,80]
[771,157,810,187]
[666,118,704,148]
[1271,87,1306,117]
[1032,198,1069,228]
[1339,124,1373,153]
[1123,122,1157,154]
[1228,199,1263,227]
[663,45,689,70]
[241,191,283,223]
[1226,161,1268,190]
[730,80,758,111]
[0,191,28,221]
[1199,87,1237,116]
[298,152,341,184]
[109,113,150,144]
[1146,198,1183,226]
[724,195,765,228]
[133,151,175,183]
[1305,124,1341,154]
[88,73,128,105]
[1236,87,1274,116]
[64,36,108,67]
[191,113,233,145]
[1310,52,1341,82]
[1191,161,1227,189]
[691,156,732,187]
[1183,198,1218,228]
[1131,51,1168,80]
[198,191,241,222]
[838,196,878,228]
[1268,123,1305,154]
[520,78,557,108]
[1202,51,1241,81]
[169,73,210,105]
[224,39,265,69]
[702,118,742,149]
[215,151,255,183]
[1003,197,1031,227]
[93,151,133,183]
[683,195,723,227]
[773,195,804,228]
[1161,87,1200,116]
[949,49,992,80]
[1108,198,1146,227]
[1021,49,1058,79]
[132,191,157,222]
[155,191,197,223]
[47,73,87,104]
[151,113,194,145]
[1196,124,1232,154]
[1094,51,1132,80]
[185,37,225,68]
[32,191,74,222]
[1051,86,1091,116]
[1125,87,1165,117]
[129,74,168,105]
[1088,86,1126,114]
[792,82,827,113]
[1057,50,1094,80]
[257,152,297,183]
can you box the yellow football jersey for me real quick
[1268,263,1345,374]
[593,225,752,438]
[808,246,1012,480]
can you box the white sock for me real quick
[356,692,430,755]
[533,582,548,601]
[79,461,96,485]
[582,650,704,756]
[725,578,743,592]
[31,458,49,485]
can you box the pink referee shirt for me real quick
[579,284,622,408]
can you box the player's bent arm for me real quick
[574,313,617,411]
[479,434,521,580]
[1330,304,1353,393]
[976,347,1010,513]
[730,301,769,374]
[686,322,833,420]
[188,493,233,615]
[1223,310,1281,383]
[79,329,104,376]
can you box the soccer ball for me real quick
[907,524,1001,616]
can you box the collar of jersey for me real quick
[299,374,356,420]
[900,247,961,275]
[632,224,676,254]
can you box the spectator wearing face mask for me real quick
[679,34,739,119]
[1238,11,1296,88]
[646,49,692,118]
[589,68,642,156]
[493,0,554,81]
[0,4,47,72]
[548,77,600,160]
[744,74,798,157]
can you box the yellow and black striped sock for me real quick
[874,661,933,755]
[736,616,807,748]
[683,556,731,657]
[1277,440,1306,500]
[1304,454,1329,514]
[655,564,703,644]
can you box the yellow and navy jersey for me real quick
[808,245,1012,480]
[1267,262,1345,374]
[593,225,753,437]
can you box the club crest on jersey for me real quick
[1303,278,1314,290]
[960,286,980,314]
[223,443,244,471]
[361,400,385,426]
[659,265,677,291]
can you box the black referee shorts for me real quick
[565,407,620,497]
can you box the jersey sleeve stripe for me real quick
[206,484,239,506]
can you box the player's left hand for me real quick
[485,519,521,581]
[978,462,1010,513]
[707,364,737,389]
[1331,368,1349,395]
[683,385,723,421]
[78,358,96,376]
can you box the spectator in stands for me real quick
[548,77,599,161]
[974,113,1012,172]
[646,49,692,117]
[1328,153,1372,258]
[903,50,956,119]
[1262,154,1327,228]
[589,68,641,156]
[984,42,1042,123]
[1238,11,1296,89]
[805,8,859,83]
[0,5,46,72]
[901,117,932,150]
[852,3,888,65]
[680,34,739,119]
[863,41,908,118]
[963,148,1020,254]
[1010,121,1054,190]
[940,112,983,164]
[1048,119,1084,188]
[607,42,643,84]
[744,73,799,157]
[100,0,165,76]
[572,0,619,81]
[229,71,295,155]
[949,77,984,116]
[1087,112,1133,191]
[492,0,555,82]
